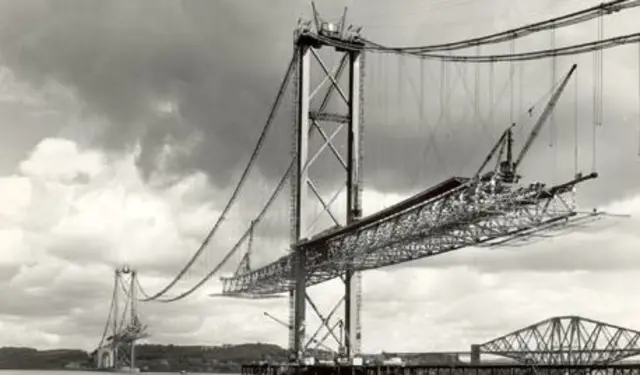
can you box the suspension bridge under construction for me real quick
[94,1,640,373]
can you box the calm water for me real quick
[0,372,234,375]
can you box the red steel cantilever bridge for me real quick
[98,0,640,368]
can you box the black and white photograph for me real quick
[0,1,639,374]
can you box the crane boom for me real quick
[514,64,577,169]
[474,127,510,179]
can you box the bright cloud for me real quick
[0,0,639,359]
[0,133,639,353]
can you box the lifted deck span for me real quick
[221,63,599,297]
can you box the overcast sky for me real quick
[1,0,640,356]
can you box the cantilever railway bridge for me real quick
[94,0,640,370]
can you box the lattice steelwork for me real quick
[221,56,601,298]
[479,316,640,365]
[94,267,149,370]
[221,172,599,295]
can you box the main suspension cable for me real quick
[138,52,298,301]
[148,159,295,302]
[362,0,638,52]
[379,32,640,62]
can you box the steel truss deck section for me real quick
[242,364,640,375]
[221,173,596,296]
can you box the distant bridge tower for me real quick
[94,266,149,370]
[290,4,365,362]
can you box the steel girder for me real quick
[479,316,640,365]
[96,323,149,369]
[221,173,597,296]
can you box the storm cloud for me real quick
[1,0,637,201]
[0,0,639,354]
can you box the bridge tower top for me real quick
[294,2,364,49]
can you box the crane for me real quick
[475,64,579,183]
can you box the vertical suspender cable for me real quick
[420,56,429,172]
[489,62,494,125]
[420,57,425,128]
[384,56,389,127]
[599,13,604,128]
[519,48,524,121]
[440,60,446,122]
[510,38,515,125]
[475,46,480,120]
[551,25,558,183]
[574,66,579,176]
[398,54,403,127]
[445,53,450,128]
[591,14,602,172]
[550,25,557,148]
[419,56,426,171]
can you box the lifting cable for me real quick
[509,78,564,149]
[138,52,298,302]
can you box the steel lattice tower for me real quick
[290,13,365,361]
[95,266,148,370]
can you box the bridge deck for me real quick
[221,173,597,296]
